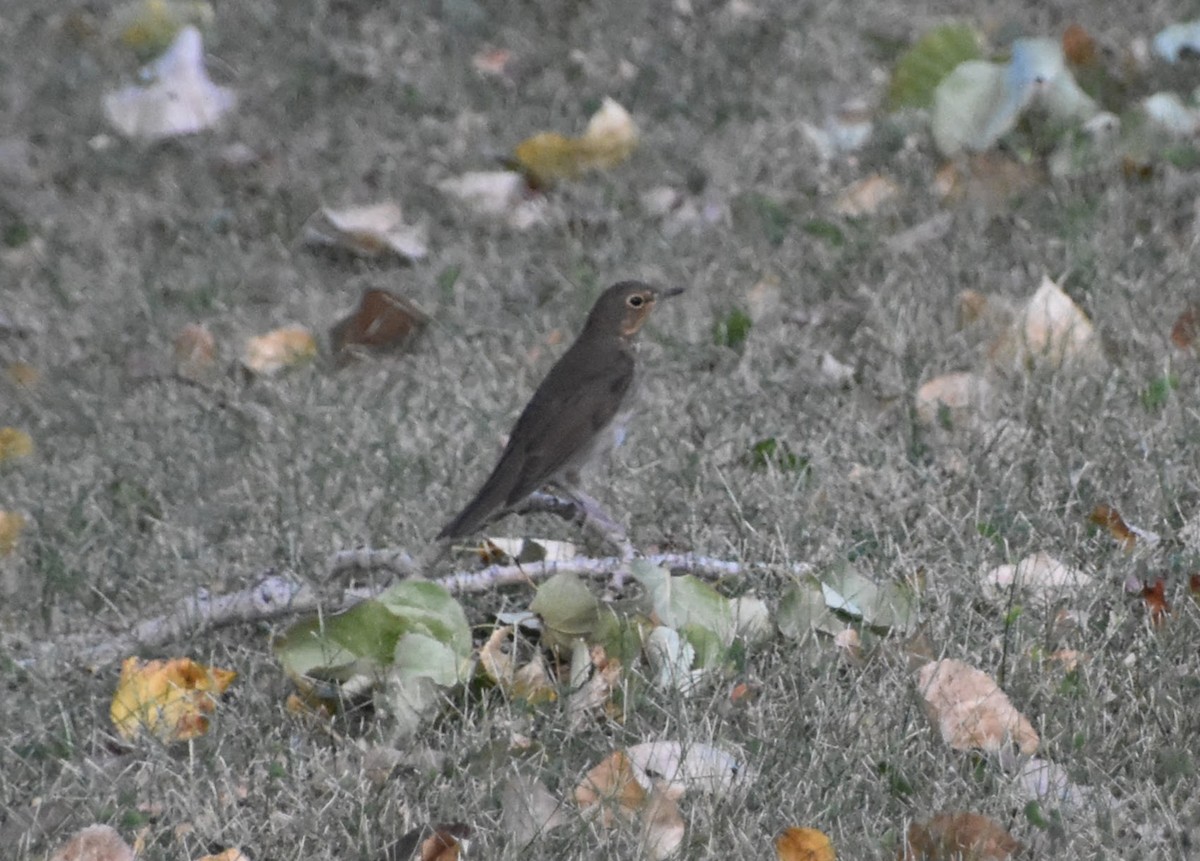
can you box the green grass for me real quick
[2,1,1200,859]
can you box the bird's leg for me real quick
[516,488,632,558]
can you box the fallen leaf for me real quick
[1142,92,1200,136]
[0,510,27,555]
[1170,304,1200,351]
[776,827,836,861]
[934,153,1044,209]
[1154,21,1200,63]
[110,656,237,743]
[980,551,1093,605]
[1088,504,1136,550]
[575,750,648,825]
[514,97,638,185]
[916,659,1039,755]
[302,202,427,261]
[109,0,214,57]
[437,170,546,229]
[173,323,217,379]
[567,641,622,727]
[479,625,557,705]
[832,174,899,217]
[0,427,34,462]
[902,812,1022,860]
[472,47,513,78]
[420,825,471,861]
[49,825,135,861]
[329,288,429,363]
[641,782,685,860]
[887,24,983,110]
[915,372,992,426]
[501,773,566,848]
[623,741,750,796]
[6,361,39,388]
[104,26,236,141]
[992,274,1097,369]
[1062,24,1097,67]
[194,851,251,861]
[1142,578,1170,627]
[242,326,317,375]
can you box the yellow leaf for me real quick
[242,326,317,375]
[776,827,836,861]
[110,0,214,57]
[49,824,135,861]
[111,657,237,743]
[0,511,26,555]
[514,97,638,184]
[915,659,1039,755]
[6,361,39,388]
[0,427,33,462]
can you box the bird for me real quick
[437,280,684,541]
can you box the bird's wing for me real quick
[501,345,635,506]
[436,345,634,539]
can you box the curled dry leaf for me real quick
[1062,23,1098,67]
[329,288,429,364]
[437,170,546,230]
[989,275,1097,370]
[173,322,217,379]
[1088,504,1158,550]
[49,824,135,861]
[104,26,236,141]
[901,812,1023,861]
[915,372,992,426]
[513,97,638,185]
[567,641,623,727]
[934,153,1044,210]
[916,659,1039,755]
[387,824,471,861]
[111,656,237,743]
[980,551,1093,605]
[242,326,317,376]
[0,510,27,555]
[479,625,557,704]
[641,783,686,861]
[0,427,34,462]
[302,202,427,261]
[472,47,514,78]
[501,773,566,848]
[833,174,900,217]
[776,827,836,861]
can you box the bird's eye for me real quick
[627,294,646,308]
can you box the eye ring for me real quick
[627,294,646,308]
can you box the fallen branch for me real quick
[19,550,804,674]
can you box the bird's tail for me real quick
[436,467,514,540]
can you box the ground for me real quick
[2,0,1200,858]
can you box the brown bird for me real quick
[437,280,683,540]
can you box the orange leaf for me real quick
[1142,578,1170,627]
[1189,573,1200,599]
[574,750,648,824]
[776,827,836,861]
[242,326,316,376]
[902,812,1022,860]
[6,361,39,388]
[419,824,471,861]
[1089,504,1136,550]
[0,427,34,462]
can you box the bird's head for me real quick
[586,280,685,340]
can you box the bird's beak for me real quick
[660,286,686,298]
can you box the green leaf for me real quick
[530,572,601,651]
[801,219,844,246]
[777,579,843,639]
[746,437,809,473]
[1141,373,1179,411]
[713,308,753,350]
[887,24,983,110]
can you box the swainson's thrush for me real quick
[437,280,683,540]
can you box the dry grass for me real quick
[3,0,1200,858]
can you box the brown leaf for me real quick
[1142,578,1170,627]
[420,824,471,861]
[574,750,648,825]
[301,202,427,261]
[1062,24,1097,67]
[833,174,900,217]
[329,288,429,364]
[1171,304,1200,351]
[174,323,217,379]
[901,812,1023,860]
